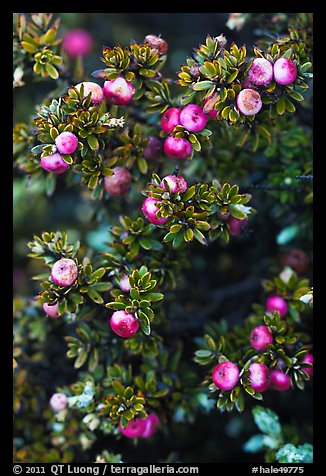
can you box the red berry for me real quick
[248,363,270,392]
[51,258,78,287]
[273,58,297,85]
[103,167,132,196]
[160,108,181,133]
[40,153,70,174]
[270,370,291,391]
[301,353,313,379]
[75,81,104,104]
[141,413,160,438]
[236,89,262,116]
[55,132,78,154]
[179,104,208,132]
[266,296,288,318]
[164,136,192,160]
[50,393,68,412]
[141,197,168,225]
[248,58,273,86]
[212,362,240,391]
[160,174,187,193]
[43,302,60,318]
[110,310,139,338]
[62,29,93,57]
[119,417,147,438]
[143,136,163,161]
[227,216,248,236]
[249,325,273,351]
[103,77,135,105]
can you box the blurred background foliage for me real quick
[13,12,312,463]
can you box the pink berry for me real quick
[266,296,288,318]
[164,136,192,160]
[62,29,93,58]
[227,216,248,236]
[248,363,270,392]
[160,174,187,194]
[119,275,131,292]
[141,197,168,225]
[144,34,168,55]
[160,108,182,133]
[143,136,163,161]
[51,258,78,287]
[55,132,78,155]
[248,58,273,86]
[236,88,262,116]
[119,417,147,438]
[50,393,68,412]
[141,413,160,439]
[40,153,70,174]
[269,370,291,391]
[110,310,139,338]
[212,362,240,391]
[103,167,132,196]
[273,58,297,85]
[249,325,273,352]
[301,353,313,379]
[75,81,104,104]
[180,104,208,132]
[43,302,60,318]
[103,77,135,105]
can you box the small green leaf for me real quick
[87,288,104,304]
[141,292,164,302]
[193,228,207,246]
[87,135,99,150]
[45,63,59,80]
[193,80,215,91]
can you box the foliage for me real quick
[13,12,313,464]
[243,406,313,463]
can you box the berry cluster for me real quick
[160,104,208,160]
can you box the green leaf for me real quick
[289,90,304,102]
[88,267,106,281]
[229,205,247,220]
[192,80,215,91]
[193,228,208,246]
[276,443,313,463]
[30,144,46,155]
[130,288,140,300]
[139,237,152,250]
[184,228,194,242]
[87,288,104,304]
[141,292,164,302]
[195,350,213,358]
[105,302,126,310]
[276,96,285,115]
[74,348,88,368]
[21,41,38,53]
[137,156,148,174]
[252,406,282,436]
[243,434,265,453]
[87,135,99,150]
[58,299,67,315]
[299,62,312,73]
[182,185,196,201]
[45,63,59,80]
